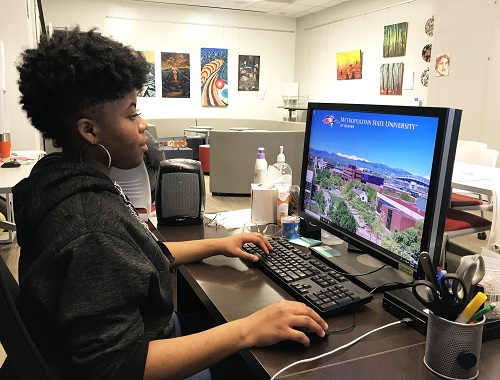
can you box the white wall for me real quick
[295,0,435,106]
[0,0,42,151]
[296,0,500,157]
[427,0,499,151]
[4,0,500,154]
[42,0,297,122]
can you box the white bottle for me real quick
[254,147,267,184]
[272,146,292,186]
[273,146,293,225]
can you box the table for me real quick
[229,127,254,131]
[184,127,213,144]
[450,161,499,254]
[451,161,500,196]
[277,106,307,121]
[156,222,500,379]
[162,147,193,160]
[0,163,34,242]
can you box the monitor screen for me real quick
[299,103,461,286]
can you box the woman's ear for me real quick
[76,118,96,144]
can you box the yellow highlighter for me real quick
[455,292,488,324]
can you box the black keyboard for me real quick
[243,238,373,317]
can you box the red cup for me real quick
[0,141,11,159]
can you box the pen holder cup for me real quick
[424,311,485,380]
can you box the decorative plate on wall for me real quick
[420,68,430,87]
[425,16,434,36]
[422,43,432,62]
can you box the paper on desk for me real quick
[10,150,46,164]
[205,208,251,230]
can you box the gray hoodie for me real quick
[13,153,174,379]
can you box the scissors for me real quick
[454,254,485,301]
[412,273,468,320]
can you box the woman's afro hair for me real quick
[16,27,149,147]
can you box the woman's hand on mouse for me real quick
[238,300,328,347]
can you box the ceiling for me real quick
[128,0,352,18]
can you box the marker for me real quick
[470,303,496,322]
[436,269,448,286]
[455,292,488,324]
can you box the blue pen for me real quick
[436,269,448,287]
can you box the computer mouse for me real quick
[277,328,330,350]
[1,160,21,168]
[299,328,330,344]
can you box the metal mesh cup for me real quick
[424,311,485,380]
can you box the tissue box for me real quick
[251,183,277,224]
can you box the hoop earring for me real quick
[80,143,112,169]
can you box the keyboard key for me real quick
[242,237,373,317]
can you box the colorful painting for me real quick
[336,50,362,80]
[422,44,432,62]
[238,55,260,91]
[161,52,190,98]
[435,53,450,77]
[383,22,408,58]
[201,48,228,107]
[421,68,430,87]
[380,62,404,95]
[139,51,155,97]
[425,16,434,37]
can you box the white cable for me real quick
[270,320,403,380]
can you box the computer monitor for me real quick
[298,102,461,291]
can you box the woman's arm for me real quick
[165,232,272,267]
[144,300,328,379]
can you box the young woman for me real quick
[14,28,327,379]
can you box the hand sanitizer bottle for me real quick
[273,146,292,226]
[254,147,267,184]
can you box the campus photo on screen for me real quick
[303,109,440,267]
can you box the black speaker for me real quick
[155,159,205,226]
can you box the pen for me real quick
[455,292,487,324]
[470,303,496,322]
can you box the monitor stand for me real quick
[310,241,413,293]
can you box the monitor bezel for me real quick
[298,102,461,276]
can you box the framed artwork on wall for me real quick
[161,52,190,98]
[380,62,404,95]
[434,53,450,76]
[139,51,156,97]
[201,48,228,107]
[383,22,408,58]
[238,55,260,91]
[336,49,362,80]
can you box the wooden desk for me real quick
[157,223,500,379]
[282,342,500,379]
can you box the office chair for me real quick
[0,220,15,233]
[146,124,159,141]
[110,161,152,221]
[0,255,55,380]
[441,208,492,261]
[450,146,499,239]
[484,177,500,252]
